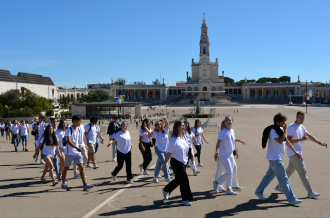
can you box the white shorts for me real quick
[65,154,83,167]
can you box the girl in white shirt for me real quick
[144,117,171,183]
[55,120,67,180]
[33,125,61,186]
[162,121,194,206]
[184,121,200,176]
[108,121,134,184]
[138,119,152,175]
[192,119,210,167]
[213,116,239,195]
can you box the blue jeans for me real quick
[1,129,4,137]
[13,135,20,150]
[256,160,296,202]
[52,153,59,175]
[154,146,170,179]
[112,141,117,160]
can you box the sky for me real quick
[1,0,329,87]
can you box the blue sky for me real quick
[1,0,329,87]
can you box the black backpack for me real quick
[262,125,286,149]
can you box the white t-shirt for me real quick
[79,124,86,147]
[20,124,29,136]
[184,130,195,148]
[218,128,236,154]
[167,136,189,164]
[287,123,308,157]
[139,129,151,143]
[266,128,285,160]
[113,130,131,154]
[11,125,20,135]
[153,128,169,152]
[85,124,98,144]
[55,129,66,149]
[65,126,83,156]
[38,122,46,142]
[40,135,59,157]
[192,127,203,145]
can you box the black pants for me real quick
[112,150,133,181]
[164,158,193,201]
[139,142,152,170]
[194,144,201,163]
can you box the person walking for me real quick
[108,121,134,184]
[255,113,303,205]
[85,116,104,169]
[0,122,4,138]
[11,120,20,152]
[72,118,88,179]
[162,121,194,206]
[138,119,152,175]
[19,120,30,151]
[55,119,68,180]
[61,115,94,191]
[274,111,327,198]
[184,121,200,176]
[107,116,121,162]
[50,118,60,178]
[33,124,60,186]
[192,119,210,167]
[4,120,12,143]
[144,117,171,183]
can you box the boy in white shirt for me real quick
[11,120,20,152]
[19,119,30,152]
[274,111,328,198]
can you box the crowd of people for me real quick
[1,110,327,206]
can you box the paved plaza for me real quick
[1,106,330,218]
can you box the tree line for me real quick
[224,76,291,86]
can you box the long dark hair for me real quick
[194,119,201,135]
[140,119,149,132]
[184,121,191,134]
[58,120,67,130]
[42,125,58,146]
[172,121,183,137]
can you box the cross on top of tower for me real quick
[203,12,205,18]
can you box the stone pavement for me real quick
[0,106,329,218]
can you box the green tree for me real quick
[152,79,161,85]
[279,76,291,83]
[114,78,127,85]
[271,78,280,83]
[256,78,267,83]
[224,77,235,85]
[79,90,114,103]
[132,81,146,85]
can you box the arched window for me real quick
[203,87,207,91]
[203,47,206,54]
[188,87,192,91]
[194,87,198,91]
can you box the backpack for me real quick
[262,125,286,149]
[86,123,92,133]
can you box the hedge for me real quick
[183,114,214,118]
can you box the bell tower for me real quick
[199,14,210,63]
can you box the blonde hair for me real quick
[155,121,165,133]
[221,116,233,130]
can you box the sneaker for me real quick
[56,174,62,180]
[93,164,99,169]
[126,180,134,184]
[274,185,284,194]
[53,180,58,186]
[112,158,116,162]
[193,170,200,176]
[112,175,117,181]
[153,177,159,183]
[83,183,94,191]
[213,181,219,193]
[226,190,238,195]
[182,200,192,206]
[86,163,92,168]
[255,192,266,200]
[166,178,171,183]
[198,163,204,167]
[15,148,17,152]
[25,148,28,152]
[22,148,25,151]
[73,174,80,179]
[138,165,143,172]
[307,191,320,198]
[40,177,47,183]
[157,175,162,178]
[162,188,169,200]
[232,186,243,191]
[288,199,303,205]
[40,160,45,164]
[218,185,225,192]
[35,157,38,163]
[143,171,150,175]
[61,182,69,189]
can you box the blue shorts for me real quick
[59,147,65,153]
[41,153,54,159]
[65,154,83,167]
[21,135,28,142]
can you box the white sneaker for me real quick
[213,181,219,193]
[112,158,116,162]
[93,164,99,169]
[153,177,159,183]
[61,182,69,189]
[193,170,200,176]
[198,163,204,167]
[182,200,192,206]
[74,174,80,179]
[162,188,169,200]
[83,183,94,191]
[226,190,238,195]
[166,178,171,183]
[138,165,143,172]
[288,199,303,205]
[143,171,150,175]
[307,191,320,198]
[274,185,284,194]
[218,185,225,192]
[232,186,243,191]
[255,192,266,200]
[40,177,47,183]
[40,160,45,164]
[86,163,92,168]
[157,175,162,178]
[52,180,58,186]
[56,174,62,180]
[126,180,134,184]
[112,175,117,181]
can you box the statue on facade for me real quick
[111,78,114,84]
[245,77,247,83]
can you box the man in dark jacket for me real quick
[107,116,121,161]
